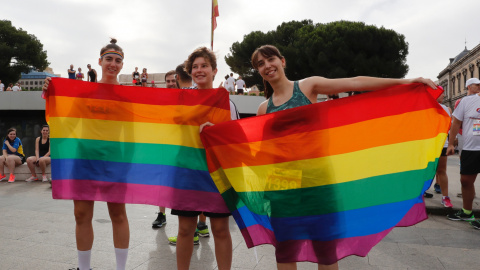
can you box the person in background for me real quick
[141,68,148,87]
[12,83,21,91]
[164,70,177,88]
[76,67,84,80]
[0,128,26,183]
[68,64,76,79]
[0,80,4,91]
[87,64,97,82]
[26,125,51,182]
[235,76,246,95]
[132,67,140,86]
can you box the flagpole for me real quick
[211,0,214,50]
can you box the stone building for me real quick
[437,43,480,108]
[19,68,59,90]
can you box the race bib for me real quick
[473,119,480,136]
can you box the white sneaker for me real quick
[26,176,39,182]
[42,175,48,182]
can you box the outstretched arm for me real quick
[302,76,437,96]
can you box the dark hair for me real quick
[251,45,285,99]
[224,75,229,80]
[175,64,192,83]
[42,124,49,129]
[100,38,124,57]
[165,70,176,81]
[6,127,16,142]
[184,47,217,75]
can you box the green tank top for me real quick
[266,81,312,113]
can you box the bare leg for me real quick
[176,216,197,270]
[38,157,51,175]
[436,156,449,197]
[5,155,21,176]
[461,174,478,210]
[107,203,129,249]
[26,157,37,177]
[210,217,232,270]
[0,156,5,175]
[159,206,165,213]
[74,200,95,251]
[199,213,207,223]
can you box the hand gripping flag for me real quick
[200,84,451,264]
[46,78,230,213]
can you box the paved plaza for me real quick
[1,155,480,270]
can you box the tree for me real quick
[0,20,49,85]
[225,20,409,91]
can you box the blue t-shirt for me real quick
[2,137,25,157]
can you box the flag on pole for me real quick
[200,84,451,264]
[46,78,231,213]
[211,0,219,50]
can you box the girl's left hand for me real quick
[200,122,214,133]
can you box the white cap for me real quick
[466,78,480,87]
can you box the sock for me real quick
[115,248,128,270]
[78,250,91,270]
[442,196,447,199]
[463,208,472,215]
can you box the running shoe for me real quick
[470,220,480,230]
[7,175,15,183]
[423,192,433,198]
[0,174,7,181]
[441,196,453,208]
[434,183,442,194]
[152,212,166,228]
[168,233,199,245]
[196,224,210,237]
[447,209,475,221]
[42,175,48,182]
[25,176,39,182]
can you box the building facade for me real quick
[19,68,58,91]
[437,43,480,108]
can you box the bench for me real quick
[4,163,51,181]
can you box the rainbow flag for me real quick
[200,84,451,264]
[46,78,231,213]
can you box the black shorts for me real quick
[460,150,480,175]
[171,209,231,218]
[237,89,244,94]
[441,147,447,157]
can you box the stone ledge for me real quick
[4,163,51,181]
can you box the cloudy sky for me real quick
[2,0,480,86]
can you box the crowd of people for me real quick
[0,125,50,183]
[0,80,23,91]
[3,38,478,270]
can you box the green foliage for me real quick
[225,20,409,91]
[0,20,49,86]
[249,92,257,96]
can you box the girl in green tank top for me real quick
[250,45,438,270]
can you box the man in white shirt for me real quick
[447,79,480,229]
[235,76,246,95]
[12,83,21,91]
[0,80,4,91]
[225,73,235,94]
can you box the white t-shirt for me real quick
[0,83,4,91]
[12,86,20,91]
[235,79,245,90]
[452,94,480,151]
[440,104,451,148]
[226,77,235,90]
